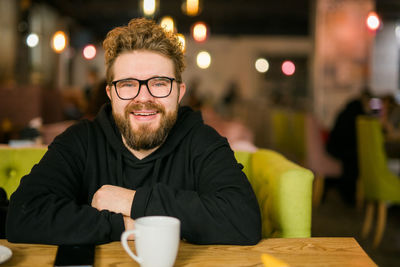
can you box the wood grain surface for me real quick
[0,237,376,266]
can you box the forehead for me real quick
[113,50,174,80]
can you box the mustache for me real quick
[124,101,165,115]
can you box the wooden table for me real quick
[0,238,376,266]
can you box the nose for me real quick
[134,83,154,102]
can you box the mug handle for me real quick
[121,230,144,264]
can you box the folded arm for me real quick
[131,142,261,245]
[6,141,124,245]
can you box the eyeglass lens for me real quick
[116,77,172,99]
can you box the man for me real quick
[326,89,372,204]
[6,18,261,245]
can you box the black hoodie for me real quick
[6,104,261,245]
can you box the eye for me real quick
[151,78,169,87]
[118,80,137,88]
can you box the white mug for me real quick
[121,216,181,267]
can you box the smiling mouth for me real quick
[132,111,158,116]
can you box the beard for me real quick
[113,101,178,151]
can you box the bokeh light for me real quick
[26,33,39,47]
[196,51,211,69]
[192,22,208,42]
[282,60,295,76]
[255,58,269,73]
[52,31,67,53]
[177,33,186,52]
[83,44,96,60]
[160,16,175,33]
[143,0,156,16]
[366,11,380,31]
[184,0,200,16]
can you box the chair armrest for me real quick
[251,149,314,238]
[0,146,47,199]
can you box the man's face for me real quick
[107,50,186,151]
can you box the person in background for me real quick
[325,88,372,204]
[379,94,400,159]
[380,95,400,140]
[6,18,261,245]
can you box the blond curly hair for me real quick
[103,18,185,84]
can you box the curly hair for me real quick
[103,18,185,84]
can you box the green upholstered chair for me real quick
[1,146,314,238]
[356,116,400,248]
[235,149,314,238]
[270,109,292,157]
[290,111,306,164]
[0,146,47,199]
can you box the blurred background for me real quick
[0,0,399,266]
[1,0,399,145]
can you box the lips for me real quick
[132,111,158,116]
[125,102,164,120]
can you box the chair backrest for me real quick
[291,112,306,163]
[356,116,400,202]
[270,109,291,155]
[0,146,47,199]
[235,149,314,238]
[270,109,307,164]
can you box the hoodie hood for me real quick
[95,103,203,162]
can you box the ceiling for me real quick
[377,0,400,20]
[30,0,400,46]
[31,0,310,43]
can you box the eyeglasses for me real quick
[111,76,176,100]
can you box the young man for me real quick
[6,18,261,245]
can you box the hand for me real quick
[91,185,135,217]
[123,216,136,240]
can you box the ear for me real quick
[106,84,112,100]
[178,83,186,103]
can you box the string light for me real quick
[52,31,67,53]
[83,45,96,60]
[26,33,39,47]
[255,58,269,73]
[282,60,295,76]
[192,22,208,42]
[196,51,211,69]
[143,0,157,17]
[160,16,175,33]
[366,11,381,32]
[177,33,186,52]
[184,0,200,16]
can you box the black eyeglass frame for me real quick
[111,76,176,100]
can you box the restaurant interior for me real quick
[0,0,400,266]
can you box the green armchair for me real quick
[0,146,47,199]
[235,149,314,238]
[356,116,400,248]
[0,146,314,239]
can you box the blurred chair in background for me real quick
[235,149,314,238]
[0,146,47,199]
[270,109,292,158]
[0,146,47,238]
[356,116,400,248]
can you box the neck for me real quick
[122,136,159,160]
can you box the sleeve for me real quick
[131,133,262,245]
[5,124,124,245]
